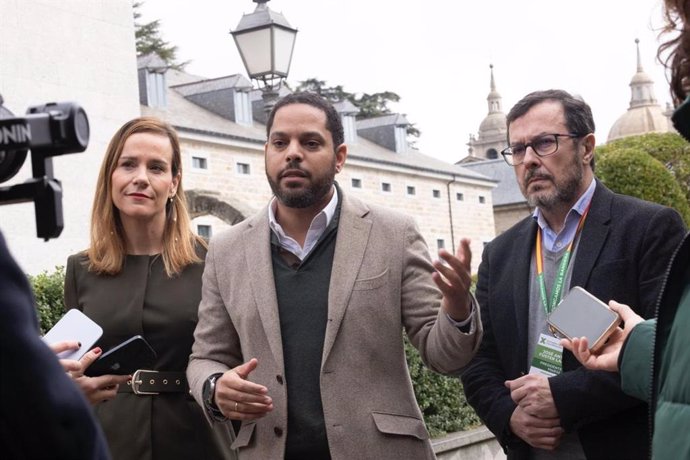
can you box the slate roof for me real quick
[461,159,526,206]
[142,69,495,184]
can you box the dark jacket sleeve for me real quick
[0,233,110,460]
[461,241,525,451]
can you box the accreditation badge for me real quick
[529,333,563,376]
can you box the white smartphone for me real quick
[547,286,621,351]
[41,309,103,360]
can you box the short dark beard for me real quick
[266,160,335,209]
[525,156,583,211]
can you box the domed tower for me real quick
[463,65,507,163]
[607,39,674,142]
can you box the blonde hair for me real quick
[87,117,206,276]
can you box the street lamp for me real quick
[231,0,297,112]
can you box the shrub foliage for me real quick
[599,132,690,201]
[405,336,482,437]
[597,146,690,225]
[27,266,66,335]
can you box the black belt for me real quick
[119,370,189,395]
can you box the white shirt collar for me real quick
[268,185,339,260]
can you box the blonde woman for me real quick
[64,117,234,460]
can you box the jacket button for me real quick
[276,375,283,385]
[274,427,283,437]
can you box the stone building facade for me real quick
[142,65,497,274]
[1,0,496,275]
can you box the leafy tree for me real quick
[133,1,188,69]
[597,147,690,225]
[599,132,690,201]
[294,78,421,140]
[294,78,349,103]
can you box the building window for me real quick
[236,162,251,175]
[381,182,391,192]
[486,148,498,159]
[192,156,208,170]
[456,192,464,201]
[437,239,445,250]
[351,178,362,189]
[197,224,212,240]
[432,189,441,199]
[407,186,416,196]
[479,195,486,204]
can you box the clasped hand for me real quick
[505,373,563,450]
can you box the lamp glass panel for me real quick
[235,28,272,76]
[272,27,296,75]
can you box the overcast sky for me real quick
[137,0,673,164]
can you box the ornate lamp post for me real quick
[231,0,297,112]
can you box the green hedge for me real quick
[596,147,690,225]
[405,336,481,437]
[599,132,690,201]
[29,266,482,437]
[27,266,66,335]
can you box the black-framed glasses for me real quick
[500,133,583,166]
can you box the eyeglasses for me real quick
[501,133,582,166]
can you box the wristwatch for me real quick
[203,373,221,408]
[202,373,225,420]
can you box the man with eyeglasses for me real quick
[461,89,686,460]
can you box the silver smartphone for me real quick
[41,309,103,360]
[547,286,621,351]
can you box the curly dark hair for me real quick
[659,0,690,104]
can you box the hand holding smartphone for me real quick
[547,286,621,351]
[41,309,103,360]
[84,335,157,377]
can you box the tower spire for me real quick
[487,64,502,114]
[490,64,496,92]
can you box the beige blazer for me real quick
[188,192,482,460]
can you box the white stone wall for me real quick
[337,163,495,274]
[0,0,140,274]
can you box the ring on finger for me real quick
[235,401,238,412]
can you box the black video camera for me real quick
[0,94,89,240]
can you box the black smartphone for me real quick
[84,335,157,377]
[547,286,621,351]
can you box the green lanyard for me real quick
[535,206,590,315]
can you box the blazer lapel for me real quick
[322,195,372,364]
[571,183,612,288]
[243,209,284,369]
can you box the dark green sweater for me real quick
[271,209,340,460]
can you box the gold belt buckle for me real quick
[131,369,159,395]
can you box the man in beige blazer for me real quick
[188,92,482,460]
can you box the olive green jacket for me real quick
[620,233,690,459]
